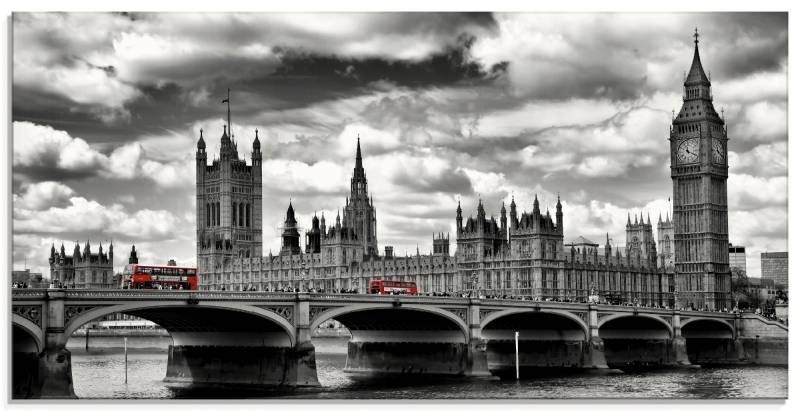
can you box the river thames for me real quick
[69,337,787,400]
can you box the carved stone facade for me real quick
[48,241,114,288]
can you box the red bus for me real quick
[121,264,198,290]
[369,280,417,295]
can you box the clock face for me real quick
[712,139,726,164]
[677,138,700,164]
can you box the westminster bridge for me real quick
[11,289,788,399]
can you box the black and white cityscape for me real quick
[10,12,789,400]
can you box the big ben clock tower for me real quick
[670,30,731,310]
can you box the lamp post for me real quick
[300,262,308,293]
[588,284,599,304]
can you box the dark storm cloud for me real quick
[705,13,788,78]
[271,34,505,89]
[390,166,473,195]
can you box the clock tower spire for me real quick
[669,29,730,310]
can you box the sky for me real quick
[11,12,787,278]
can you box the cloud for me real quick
[14,194,183,241]
[13,121,107,174]
[502,106,669,179]
[731,101,787,143]
[728,174,787,211]
[13,121,194,189]
[729,141,787,177]
[263,159,349,196]
[13,181,76,211]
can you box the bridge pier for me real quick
[670,313,692,366]
[582,305,611,370]
[465,303,493,378]
[14,291,77,399]
[289,296,321,386]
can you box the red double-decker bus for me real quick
[121,264,198,290]
[369,279,417,295]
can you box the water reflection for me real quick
[70,339,787,400]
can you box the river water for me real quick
[70,337,787,400]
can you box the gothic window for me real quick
[246,204,250,227]
[216,202,220,226]
[239,203,245,227]
[232,202,238,226]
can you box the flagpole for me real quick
[227,88,231,137]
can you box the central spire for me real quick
[350,135,368,197]
[685,28,710,87]
[356,135,363,169]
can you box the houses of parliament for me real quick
[194,33,731,310]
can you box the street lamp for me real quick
[300,262,308,293]
[588,284,599,304]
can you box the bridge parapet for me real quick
[61,290,300,301]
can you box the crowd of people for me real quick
[11,282,30,288]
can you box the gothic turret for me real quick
[252,129,262,167]
[128,245,138,264]
[197,129,206,151]
[509,196,517,229]
[280,201,301,256]
[456,200,463,234]
[219,125,238,160]
[556,194,563,233]
[500,201,507,239]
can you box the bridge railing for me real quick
[9,289,47,299]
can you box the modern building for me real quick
[761,252,788,288]
[48,241,115,288]
[195,32,730,309]
[729,244,747,273]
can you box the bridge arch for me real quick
[680,317,735,338]
[63,301,297,346]
[597,313,674,338]
[480,308,589,338]
[310,304,469,343]
[12,315,43,353]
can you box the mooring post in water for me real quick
[124,337,128,384]
[85,328,89,351]
[515,331,520,380]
